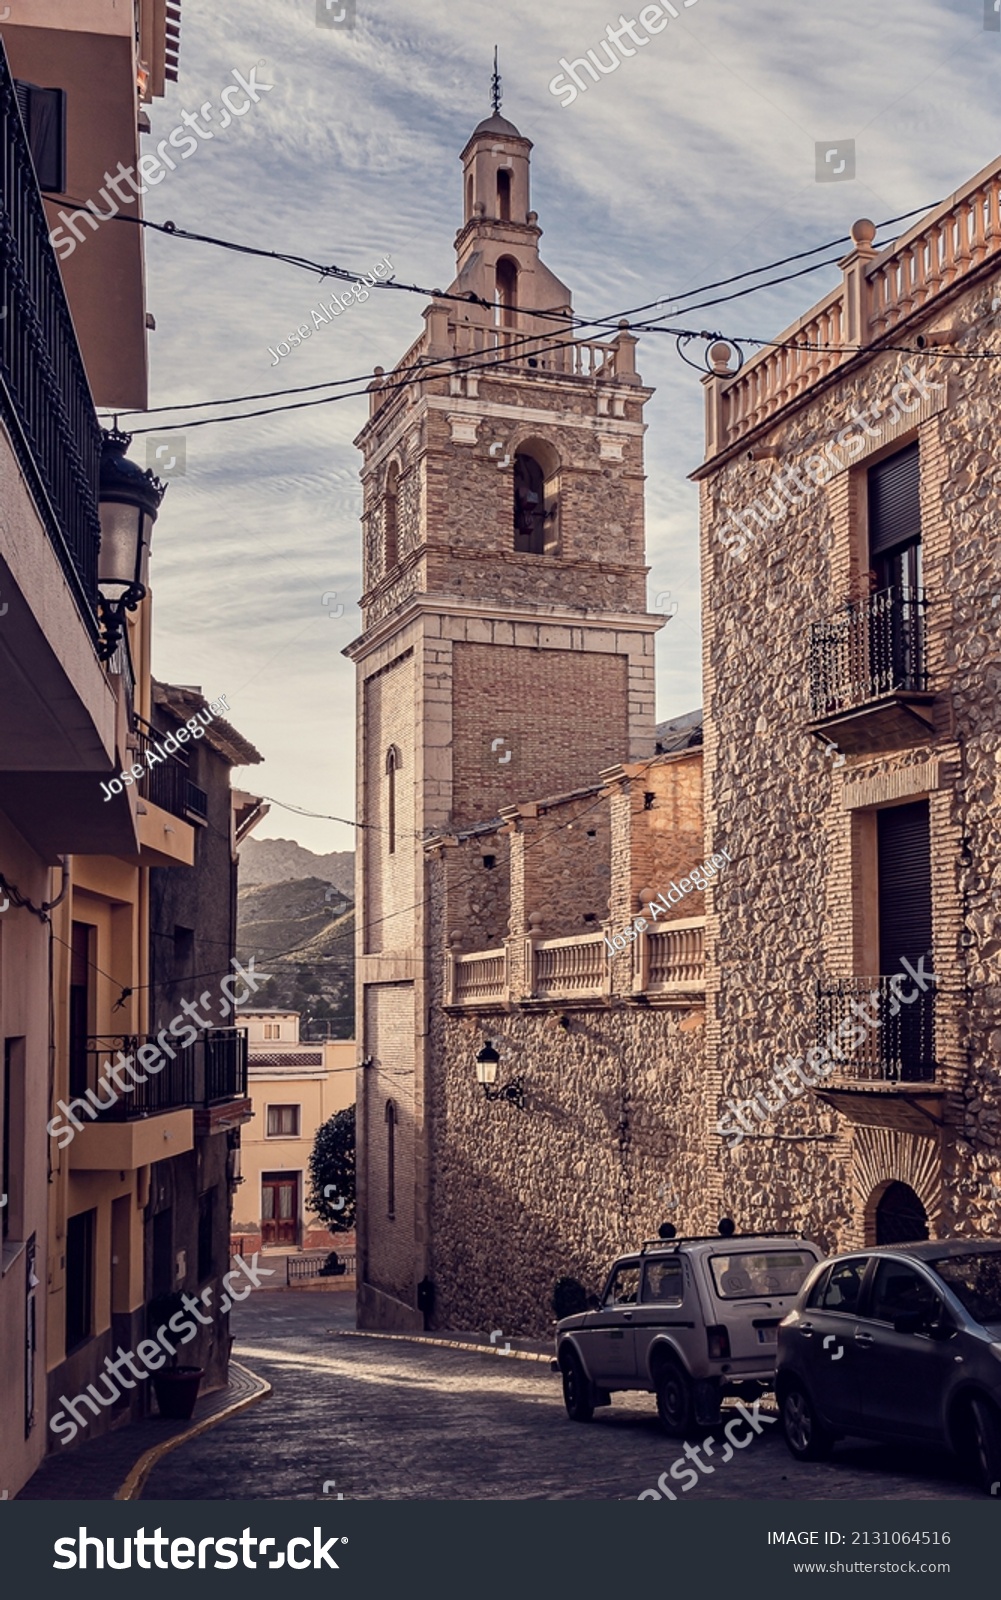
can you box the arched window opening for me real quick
[384,462,399,571]
[466,174,473,221]
[497,168,511,221]
[513,440,559,555]
[385,1100,397,1219]
[385,744,401,854]
[495,256,518,329]
[875,1182,928,1245]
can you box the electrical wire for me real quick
[99,202,950,430]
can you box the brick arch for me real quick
[850,1127,942,1246]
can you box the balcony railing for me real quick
[82,1027,248,1121]
[533,933,606,998]
[810,586,928,719]
[134,716,209,825]
[646,919,705,992]
[0,43,101,636]
[451,949,506,1005]
[816,977,937,1084]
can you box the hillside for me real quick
[239,836,354,895]
[236,874,355,1036]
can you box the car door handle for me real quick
[854,1331,874,1346]
[799,1322,814,1337]
[622,1311,633,1321]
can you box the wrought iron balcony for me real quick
[134,716,209,825]
[0,43,101,636]
[816,976,937,1085]
[808,587,933,753]
[82,1027,248,1121]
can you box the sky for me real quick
[131,0,998,853]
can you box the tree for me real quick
[307,1104,355,1230]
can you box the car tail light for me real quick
[706,1325,731,1360]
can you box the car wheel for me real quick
[967,1396,1001,1495]
[560,1349,594,1423]
[655,1360,695,1436]
[780,1382,835,1462]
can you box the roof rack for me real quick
[639,1231,801,1254]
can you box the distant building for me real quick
[233,1011,356,1254]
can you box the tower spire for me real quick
[491,46,501,116]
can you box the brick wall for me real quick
[363,651,416,954]
[451,641,628,826]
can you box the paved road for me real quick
[141,1291,981,1501]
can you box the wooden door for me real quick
[261,1173,299,1246]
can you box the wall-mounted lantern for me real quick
[475,1041,525,1110]
[96,428,166,661]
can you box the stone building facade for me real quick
[696,160,1001,1253]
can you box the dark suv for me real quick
[776,1240,1001,1492]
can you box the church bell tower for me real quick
[348,87,659,1329]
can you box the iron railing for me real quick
[0,42,101,636]
[809,586,928,719]
[816,976,937,1083]
[81,1027,247,1121]
[134,715,209,824]
[287,1250,355,1284]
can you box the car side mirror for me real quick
[585,1293,600,1311]
[892,1311,924,1334]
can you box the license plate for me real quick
[756,1326,777,1344]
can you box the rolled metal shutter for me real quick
[868,441,920,557]
[877,799,932,972]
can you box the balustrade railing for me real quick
[646,919,705,992]
[533,933,606,998]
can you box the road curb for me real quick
[331,1330,553,1364]
[114,1361,272,1501]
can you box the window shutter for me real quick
[13,81,66,194]
[877,800,932,973]
[868,442,920,557]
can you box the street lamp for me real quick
[96,428,167,661]
[475,1041,525,1110]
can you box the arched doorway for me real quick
[875,1182,928,1245]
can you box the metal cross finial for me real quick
[491,46,501,116]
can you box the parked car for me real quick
[554,1227,823,1433]
[776,1240,1001,1492]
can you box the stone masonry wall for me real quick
[700,265,1001,1249]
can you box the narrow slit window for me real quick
[386,745,401,854]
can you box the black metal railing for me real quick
[0,43,101,636]
[287,1251,356,1284]
[185,780,209,825]
[202,1026,248,1104]
[133,716,208,824]
[80,1027,247,1122]
[816,976,937,1084]
[809,586,928,718]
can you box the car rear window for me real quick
[709,1251,816,1300]
[929,1252,1001,1324]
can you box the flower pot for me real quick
[151,1365,204,1420]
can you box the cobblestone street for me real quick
[140,1293,982,1502]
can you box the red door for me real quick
[261,1174,299,1246]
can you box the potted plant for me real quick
[146,1292,204,1420]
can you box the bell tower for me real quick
[348,93,660,1329]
